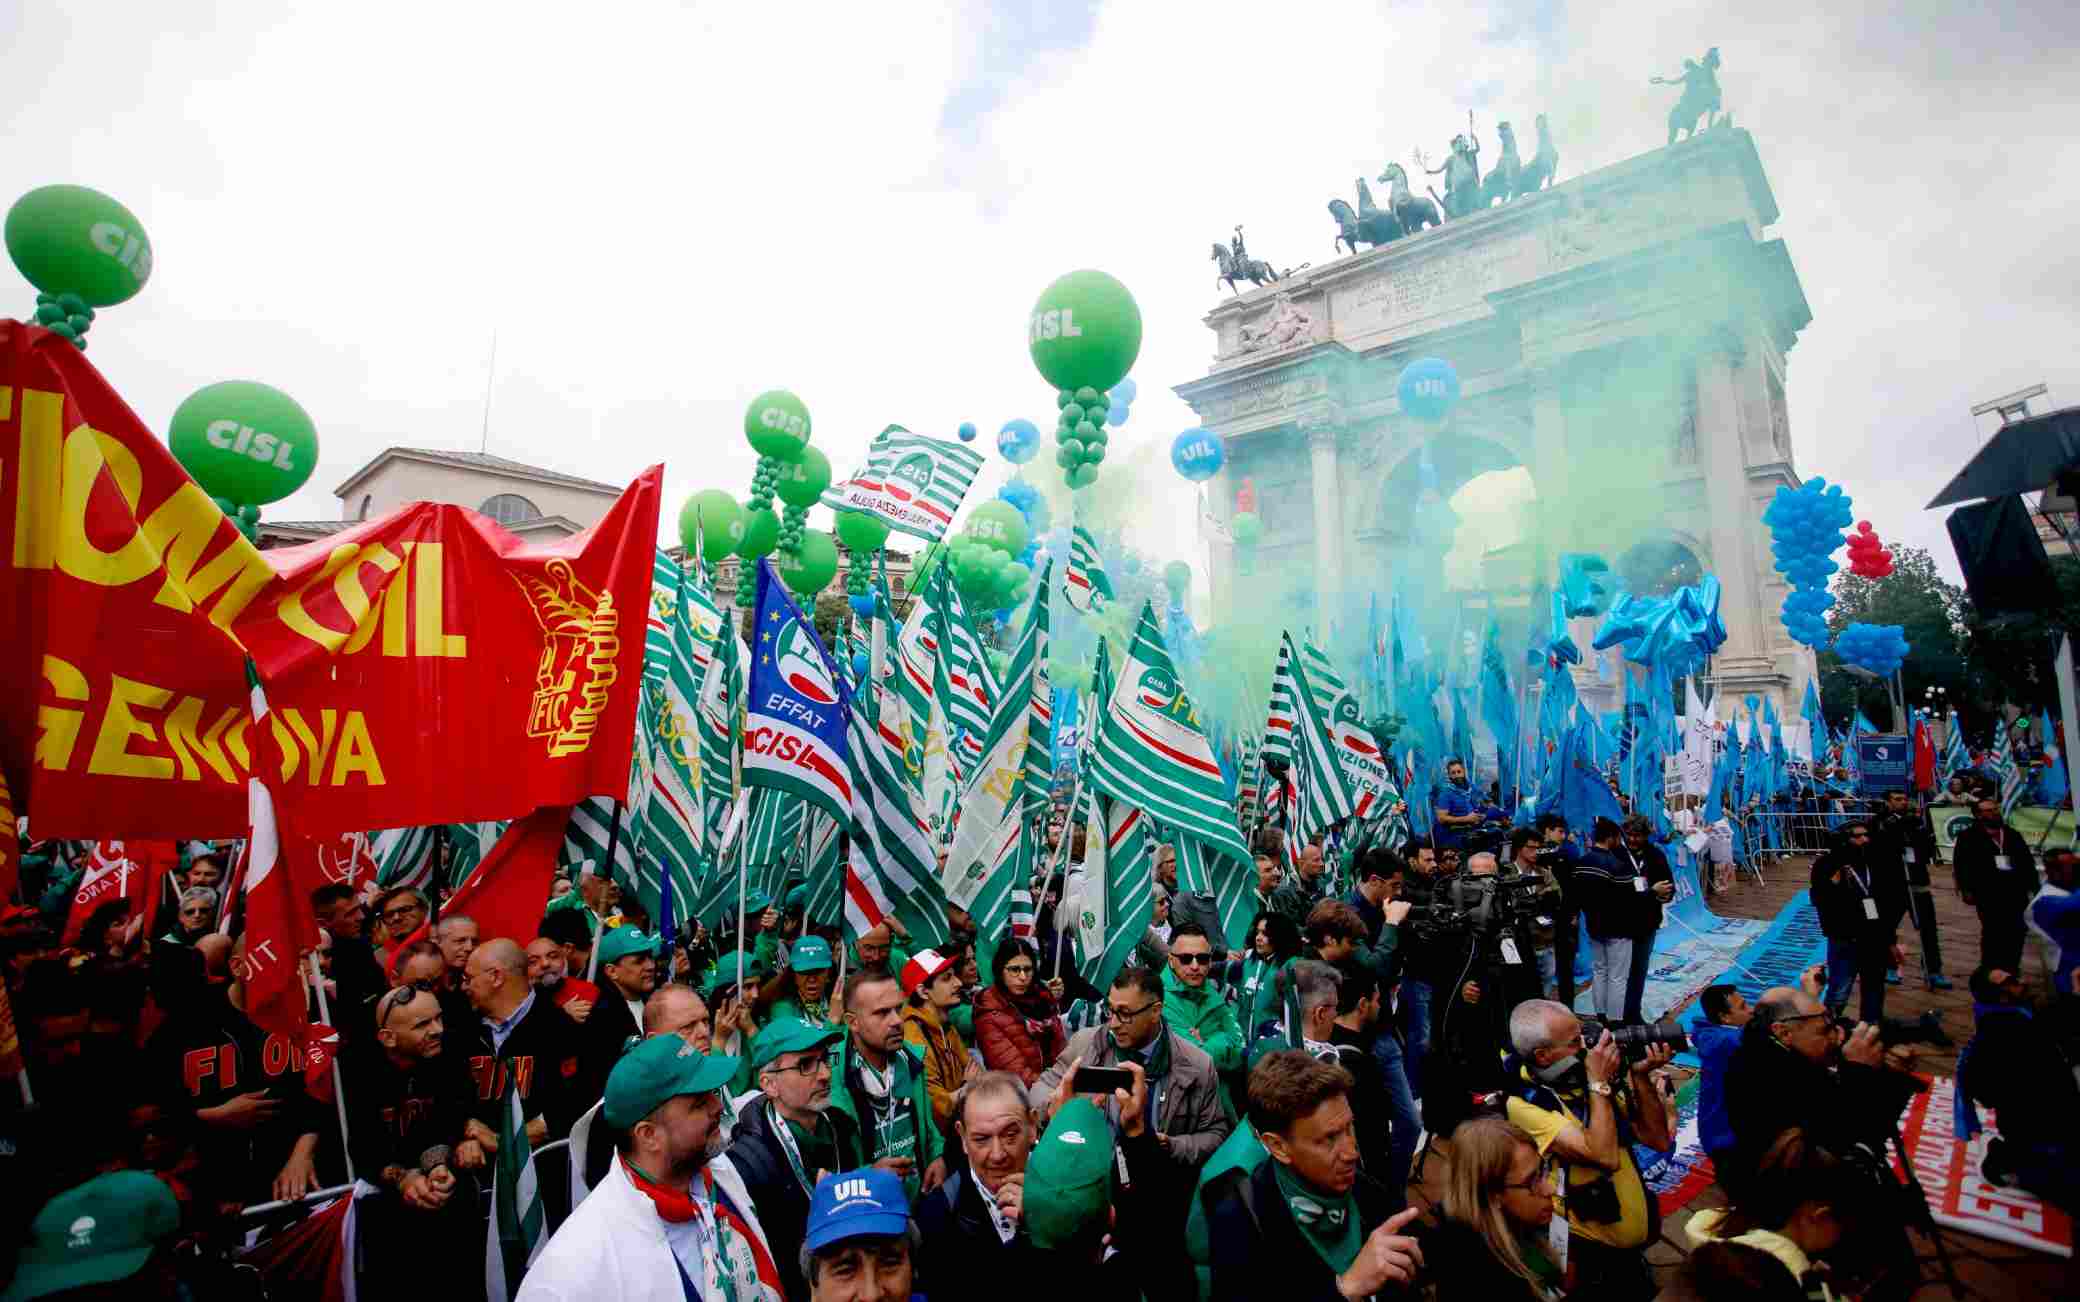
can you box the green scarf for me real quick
[1272,1162,1361,1274]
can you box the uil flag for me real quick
[744,558,854,829]
[823,425,985,543]
[1085,603,1256,948]
[1062,525,1113,614]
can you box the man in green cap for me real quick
[519,1035,785,1302]
[830,969,945,1200]
[1,1172,180,1302]
[769,934,838,1027]
[726,1018,860,1299]
[577,927,660,1106]
[1021,1079,1183,1298]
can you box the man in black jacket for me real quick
[576,927,659,1105]
[1872,790,1950,989]
[312,883,386,1039]
[914,1071,1043,1283]
[1207,1051,1423,1302]
[459,938,585,1160]
[726,1018,852,1301]
[1613,816,1676,1023]
[1811,822,1907,1022]
[1953,796,2041,972]
[1327,962,1410,1212]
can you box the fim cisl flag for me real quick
[743,558,854,828]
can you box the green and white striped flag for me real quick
[942,564,1049,941]
[371,825,437,891]
[1073,792,1154,994]
[897,566,963,838]
[1062,524,1112,614]
[941,581,999,768]
[799,810,847,930]
[1084,603,1256,950]
[486,1073,544,1300]
[742,788,806,907]
[445,821,511,887]
[847,588,952,950]
[822,424,986,544]
[630,557,712,932]
[697,606,744,852]
[1286,636,1360,843]
[1260,638,1297,772]
[561,795,636,897]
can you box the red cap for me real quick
[899,948,953,997]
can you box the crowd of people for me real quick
[1,755,2076,1301]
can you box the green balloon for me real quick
[773,446,832,509]
[678,489,745,562]
[1028,269,1142,394]
[1074,387,1103,408]
[5,185,153,307]
[1066,464,1099,490]
[1085,442,1106,465]
[963,500,1030,556]
[1060,437,1086,463]
[745,389,812,461]
[167,381,317,506]
[739,505,780,558]
[834,509,890,554]
[1232,511,1263,546]
[1060,403,1085,429]
[995,561,1032,608]
[1164,561,1192,598]
[776,529,839,596]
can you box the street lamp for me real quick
[1922,685,1949,748]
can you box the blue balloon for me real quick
[1396,357,1460,422]
[1170,427,1224,482]
[1106,399,1128,426]
[957,421,977,442]
[1112,377,1138,405]
[851,651,870,679]
[849,593,875,619]
[997,418,1041,464]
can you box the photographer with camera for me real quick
[1811,821,1906,1024]
[1427,853,1553,1111]
[1500,998,1675,1300]
[1507,827,1567,1000]
[1720,986,1922,1198]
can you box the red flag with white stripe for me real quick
[62,840,171,947]
[240,682,324,1049]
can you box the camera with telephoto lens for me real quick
[1409,867,1550,945]
[1875,1010,1952,1049]
[1579,1016,1691,1058]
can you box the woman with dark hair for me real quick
[970,938,1066,1086]
[1224,910,1302,1042]
[1421,1115,1565,1299]
[1665,1127,1868,1300]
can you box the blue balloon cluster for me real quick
[1396,358,1460,423]
[1834,622,1910,676]
[1171,427,1224,482]
[995,478,1050,615]
[1762,477,1855,647]
[997,418,1041,464]
[849,593,876,619]
[1107,376,1138,427]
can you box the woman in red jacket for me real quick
[971,938,1067,1085]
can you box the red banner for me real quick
[1,321,661,838]
[61,839,171,946]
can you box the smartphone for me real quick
[1071,1066,1135,1096]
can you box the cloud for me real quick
[6,0,2078,612]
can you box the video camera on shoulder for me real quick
[1408,867,1550,949]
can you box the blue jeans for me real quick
[1824,935,1887,1023]
[1370,1030,1422,1213]
[1398,977,1434,1104]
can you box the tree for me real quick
[1818,545,1970,731]
[1961,553,2080,714]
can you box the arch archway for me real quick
[1617,535,1706,599]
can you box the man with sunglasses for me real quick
[1036,965,1232,1169]
[727,1019,858,1300]
[1811,822,1907,1023]
[1160,923,1245,1076]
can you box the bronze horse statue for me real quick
[1481,121,1523,206]
[1516,113,1559,193]
[1655,48,1723,145]
[1376,163,1441,234]
[1212,242,1280,294]
[1327,189,1398,255]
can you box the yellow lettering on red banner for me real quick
[58,425,157,589]
[332,712,384,786]
[338,543,402,656]
[413,542,466,657]
[10,386,60,570]
[277,544,361,652]
[163,695,242,783]
[142,483,275,631]
[36,654,89,769]
[381,543,412,656]
[272,708,339,786]
[89,674,175,779]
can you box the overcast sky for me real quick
[7,0,2078,600]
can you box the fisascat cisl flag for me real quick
[0,320,660,838]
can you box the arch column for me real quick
[1298,404,1344,634]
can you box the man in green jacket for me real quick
[827,967,946,1201]
[1162,923,1244,1074]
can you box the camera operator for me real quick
[1429,853,1552,1109]
[1500,999,1675,1300]
[1811,822,1906,1024]
[1507,828,1565,999]
[1960,963,2080,1210]
[1720,986,1921,1199]
[1393,841,1447,1104]
[1872,790,1950,990]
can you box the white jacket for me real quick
[517,1154,779,1302]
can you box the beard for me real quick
[537,971,564,992]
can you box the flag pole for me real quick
[583,801,625,985]
[1039,772,1084,984]
[306,951,355,1184]
[734,797,751,983]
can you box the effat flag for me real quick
[743,558,854,829]
[62,840,174,947]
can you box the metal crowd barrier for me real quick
[237,1183,357,1220]
[1735,805,1880,859]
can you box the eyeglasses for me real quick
[1104,1000,1158,1022]
[1002,964,1035,977]
[376,985,426,1029]
[382,904,425,922]
[1172,952,1213,967]
[771,1054,830,1078]
[1501,1166,1553,1194]
[1775,1011,1836,1031]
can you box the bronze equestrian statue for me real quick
[1654,47,1723,145]
[1516,113,1559,194]
[1212,241,1280,293]
[1376,163,1441,233]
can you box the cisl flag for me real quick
[742,558,853,829]
[61,840,172,947]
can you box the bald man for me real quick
[1720,983,1921,1195]
[645,984,713,1053]
[456,939,587,1166]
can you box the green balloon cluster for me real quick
[961,499,1030,557]
[1054,385,1113,490]
[678,489,745,562]
[29,293,94,349]
[6,185,154,308]
[936,497,1036,612]
[744,389,813,462]
[213,498,262,542]
[168,381,318,507]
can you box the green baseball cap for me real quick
[785,883,809,911]
[704,950,761,996]
[751,1017,842,1070]
[1023,1098,1115,1250]
[790,935,834,973]
[745,889,773,914]
[598,926,660,967]
[2,1172,179,1302]
[604,1033,741,1128]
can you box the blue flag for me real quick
[743,558,854,828]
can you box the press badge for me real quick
[1633,875,1648,892]
[1863,898,1879,921]
[1995,854,2012,872]
[1903,848,1916,865]
[1548,1206,1571,1273]
[1500,937,1524,965]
